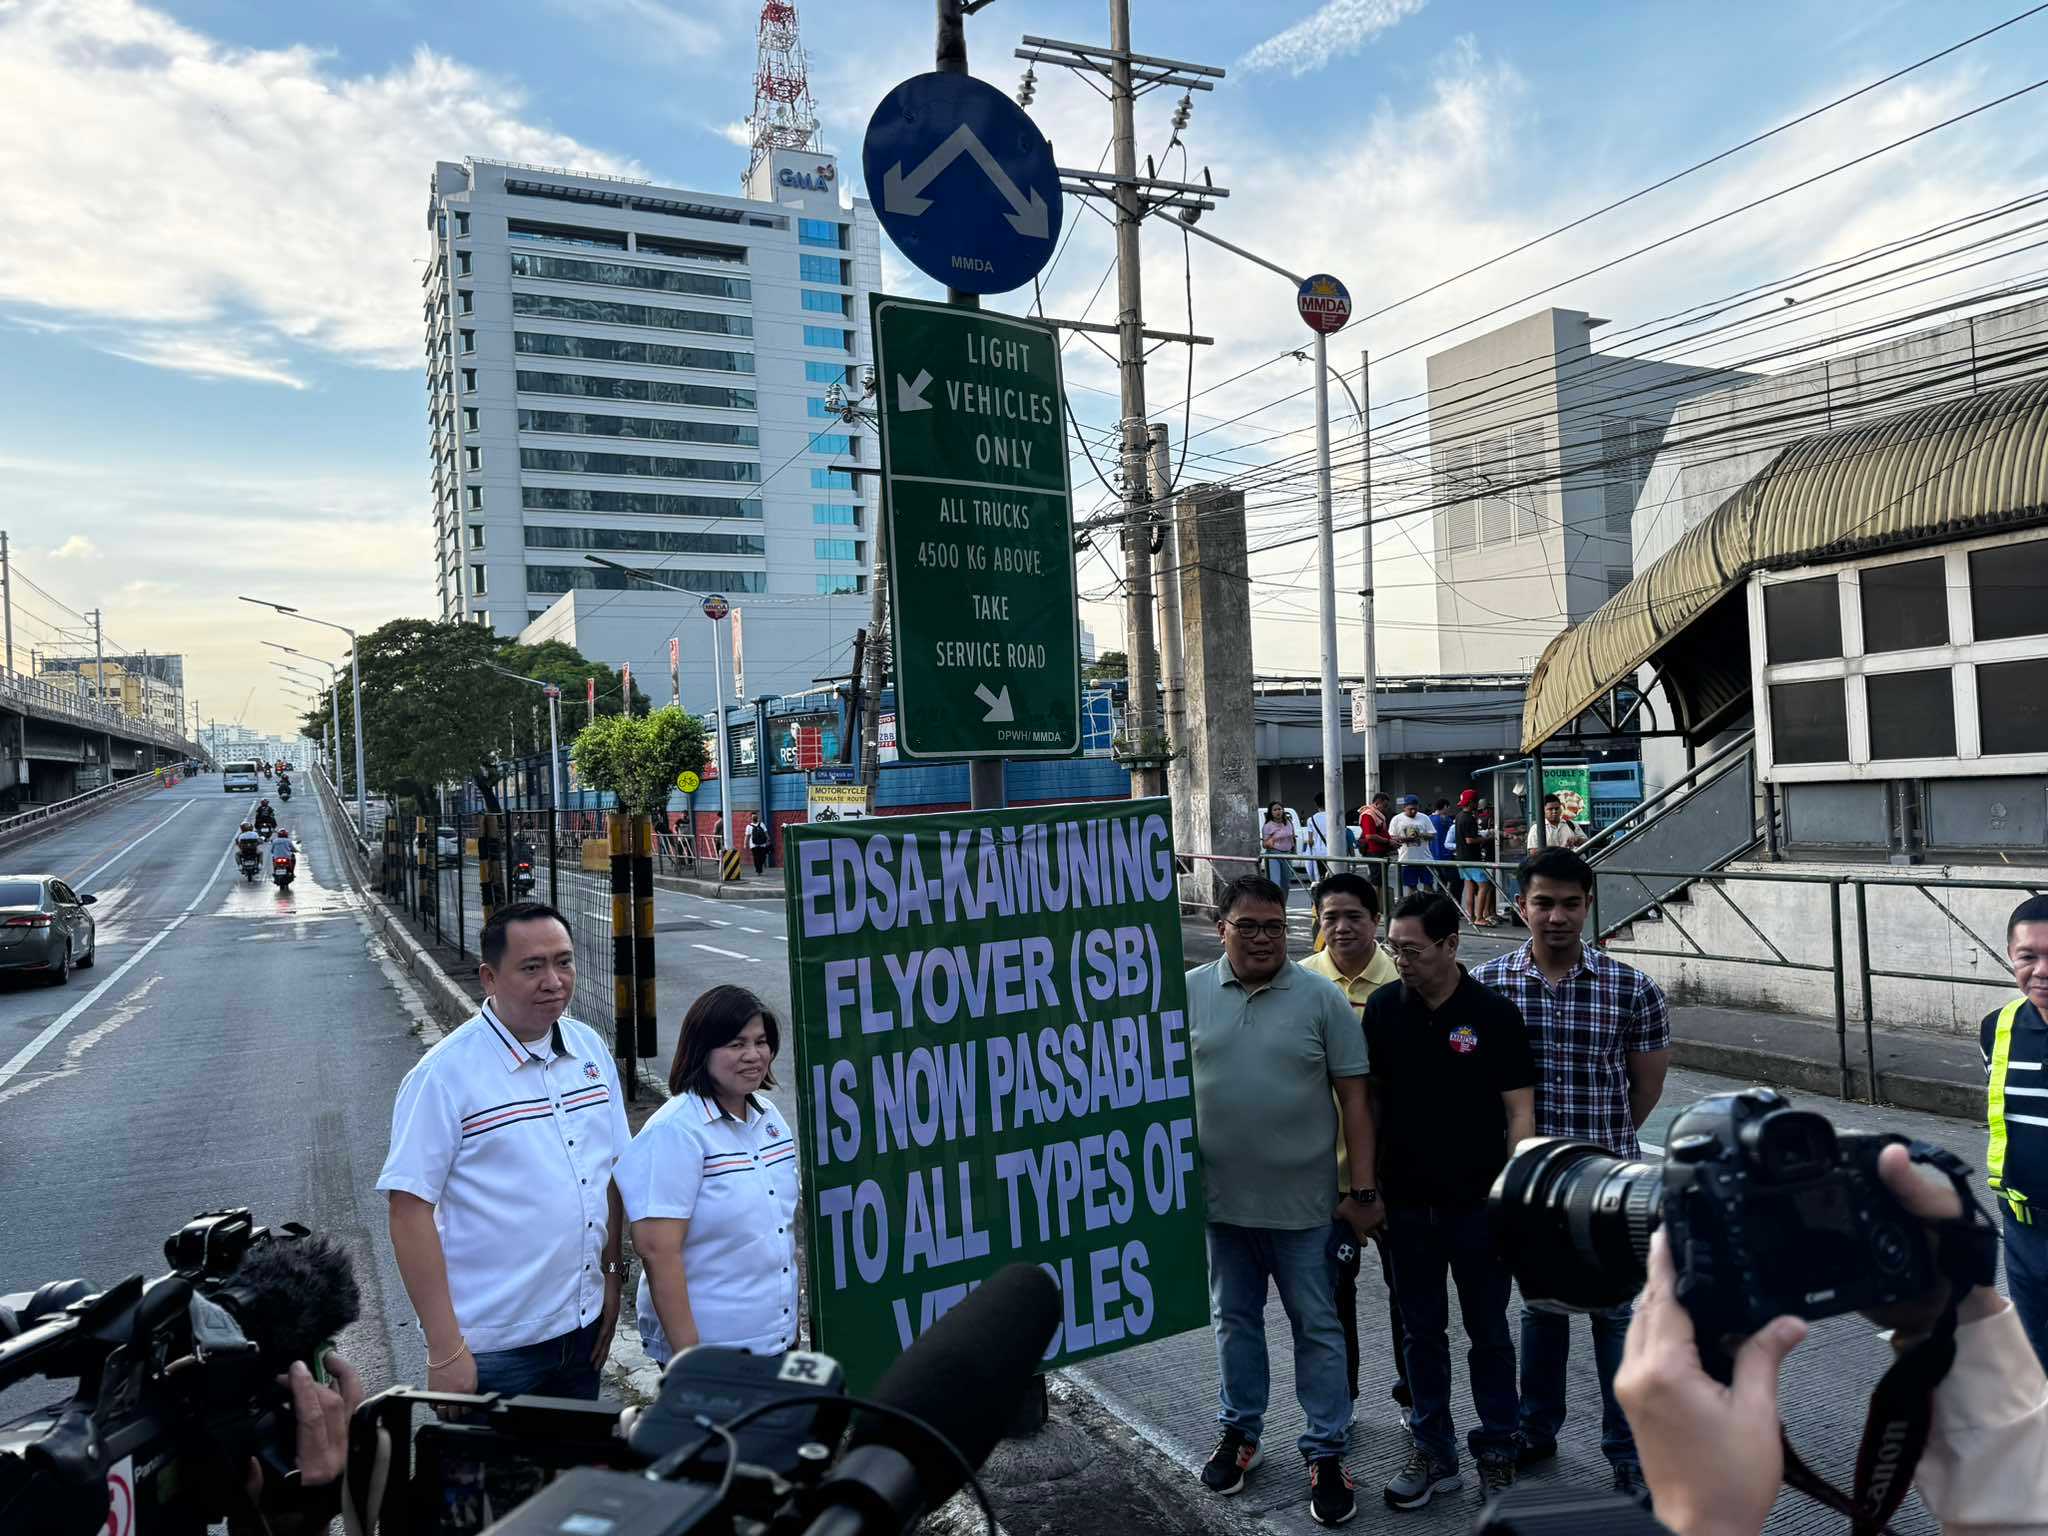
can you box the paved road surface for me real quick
[0,774,435,1427]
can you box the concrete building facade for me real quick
[422,152,881,647]
[1426,309,1737,674]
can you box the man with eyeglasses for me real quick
[1366,890,1535,1511]
[1188,873,1383,1527]
[1300,872,1411,1417]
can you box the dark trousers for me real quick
[472,1319,604,1400]
[1383,1202,1518,1467]
[751,845,769,874]
[1519,1304,1637,1468]
[1337,1234,1410,1405]
[2007,1208,2048,1372]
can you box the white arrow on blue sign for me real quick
[862,72,1063,295]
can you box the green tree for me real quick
[570,706,708,817]
[297,621,645,812]
[1084,648,1129,684]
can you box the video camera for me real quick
[1489,1088,1943,1338]
[0,1208,360,1535]
[346,1261,1061,1536]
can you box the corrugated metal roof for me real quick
[1521,376,2048,752]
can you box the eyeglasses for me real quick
[1223,919,1290,939]
[1385,935,1451,963]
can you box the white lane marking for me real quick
[0,835,236,1096]
[707,918,731,927]
[76,800,195,888]
[0,975,163,1108]
[740,926,762,934]
[692,943,759,964]
[777,934,789,943]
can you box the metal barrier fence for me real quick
[0,767,175,845]
[1176,842,2044,1105]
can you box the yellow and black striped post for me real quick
[415,815,436,918]
[380,817,400,897]
[721,847,743,882]
[477,813,501,926]
[608,817,636,1096]
[632,814,657,1063]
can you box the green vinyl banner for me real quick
[783,796,1207,1389]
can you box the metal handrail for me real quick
[0,670,200,753]
[1576,729,1757,859]
[0,768,168,838]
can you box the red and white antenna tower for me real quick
[744,0,821,188]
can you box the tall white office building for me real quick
[422,151,882,676]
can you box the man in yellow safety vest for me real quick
[1984,894,2048,1370]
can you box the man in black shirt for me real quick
[1366,890,1535,1511]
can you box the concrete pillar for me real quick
[1172,485,1257,914]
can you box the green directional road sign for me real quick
[872,294,1079,759]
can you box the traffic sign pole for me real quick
[705,596,734,850]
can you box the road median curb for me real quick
[1670,1037,1985,1122]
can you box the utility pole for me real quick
[1148,424,1184,772]
[1019,17,1223,805]
[90,610,105,706]
[1358,348,1380,800]
[860,531,890,789]
[0,530,12,679]
[935,0,1006,812]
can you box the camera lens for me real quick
[1488,1139,1663,1312]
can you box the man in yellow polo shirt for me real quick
[1302,871,1409,1415]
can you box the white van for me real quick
[223,760,260,792]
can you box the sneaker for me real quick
[1391,1380,1413,1410]
[1478,1455,1517,1499]
[1612,1461,1651,1508]
[1201,1428,1261,1495]
[1308,1456,1357,1526]
[1384,1446,1461,1510]
[1512,1434,1557,1470]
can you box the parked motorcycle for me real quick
[272,855,295,890]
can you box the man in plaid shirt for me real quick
[1471,846,1671,1506]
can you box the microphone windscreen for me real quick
[850,1263,1060,1507]
[217,1233,362,1370]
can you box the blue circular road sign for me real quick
[863,72,1063,296]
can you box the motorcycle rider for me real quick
[233,820,264,872]
[254,798,277,836]
[270,825,297,880]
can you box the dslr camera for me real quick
[0,1208,360,1536]
[1490,1088,1937,1339]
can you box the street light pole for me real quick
[1322,359,1379,801]
[268,644,344,782]
[241,597,366,834]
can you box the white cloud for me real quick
[1240,0,1429,78]
[49,536,99,561]
[549,0,724,58]
[104,332,307,389]
[0,0,643,377]
[716,119,754,148]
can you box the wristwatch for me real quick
[1347,1187,1379,1206]
[601,1258,624,1278]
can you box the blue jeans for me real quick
[2007,1209,2048,1373]
[1265,856,1293,890]
[1519,1304,1637,1468]
[472,1318,605,1399]
[1383,1203,1518,1466]
[1207,1223,1352,1461]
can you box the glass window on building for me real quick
[811,468,854,490]
[815,539,859,561]
[1978,656,2048,755]
[805,361,854,385]
[801,289,849,315]
[1866,668,1956,759]
[1970,538,2048,642]
[809,433,851,455]
[802,325,853,350]
[813,504,858,525]
[1763,575,1842,664]
[799,254,849,285]
[1862,557,1949,653]
[807,398,833,418]
[798,218,847,249]
[1769,678,1848,764]
[817,574,866,595]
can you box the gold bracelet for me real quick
[427,1340,469,1370]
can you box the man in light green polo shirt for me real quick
[1188,871,1383,1527]
[1301,870,1409,1417]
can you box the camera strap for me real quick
[1776,1142,2001,1536]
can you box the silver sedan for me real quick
[0,876,98,985]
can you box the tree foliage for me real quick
[297,621,645,811]
[1085,648,1129,683]
[570,707,709,817]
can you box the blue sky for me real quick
[2,0,2043,734]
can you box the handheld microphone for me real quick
[209,1230,362,1373]
[803,1262,1062,1536]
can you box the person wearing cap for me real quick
[1454,791,1496,927]
[1387,796,1437,893]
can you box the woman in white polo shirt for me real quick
[616,984,799,1363]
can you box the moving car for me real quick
[222,759,260,793]
[436,827,460,860]
[0,876,98,984]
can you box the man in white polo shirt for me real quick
[378,900,631,1398]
